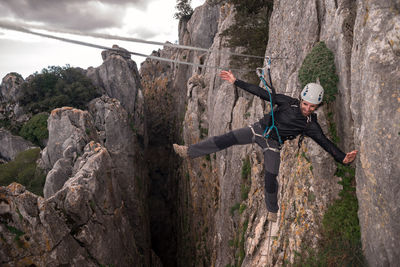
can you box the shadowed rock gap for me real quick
[141,49,191,266]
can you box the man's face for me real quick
[300,100,319,117]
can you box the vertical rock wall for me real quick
[351,1,400,265]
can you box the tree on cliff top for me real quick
[174,0,194,20]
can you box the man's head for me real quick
[300,83,324,116]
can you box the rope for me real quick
[257,60,283,144]
[0,21,258,73]
[267,221,273,265]
[0,20,288,60]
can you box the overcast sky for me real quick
[0,0,205,79]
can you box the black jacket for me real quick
[234,79,346,163]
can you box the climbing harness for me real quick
[249,124,280,153]
[256,57,283,145]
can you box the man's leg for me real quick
[174,126,254,159]
[263,139,281,220]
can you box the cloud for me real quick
[127,27,159,40]
[0,0,153,31]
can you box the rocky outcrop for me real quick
[0,73,29,132]
[1,45,154,266]
[86,44,143,115]
[0,141,143,266]
[0,129,37,162]
[41,107,97,173]
[0,73,23,103]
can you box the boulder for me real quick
[0,128,37,162]
[0,72,24,103]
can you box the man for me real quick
[173,70,358,222]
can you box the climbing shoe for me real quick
[267,211,277,222]
[173,144,188,158]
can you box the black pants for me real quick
[188,122,281,213]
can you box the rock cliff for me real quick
[0,129,37,162]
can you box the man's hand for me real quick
[219,70,236,84]
[343,150,358,164]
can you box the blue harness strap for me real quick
[256,58,283,145]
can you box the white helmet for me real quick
[301,83,324,104]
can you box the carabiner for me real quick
[256,67,264,78]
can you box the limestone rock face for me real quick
[41,107,97,173]
[350,1,400,265]
[187,2,220,50]
[0,129,37,162]
[0,183,96,267]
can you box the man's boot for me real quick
[173,144,188,158]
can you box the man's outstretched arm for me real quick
[306,122,357,164]
[219,70,271,101]
[343,150,358,164]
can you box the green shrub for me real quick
[239,203,246,214]
[0,148,46,196]
[230,203,241,216]
[174,0,194,20]
[18,65,100,113]
[5,224,25,247]
[327,111,340,144]
[238,219,249,266]
[241,184,250,201]
[298,42,339,103]
[318,164,364,266]
[294,164,364,266]
[0,118,22,136]
[241,156,251,179]
[19,113,49,147]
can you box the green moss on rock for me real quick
[298,42,339,103]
